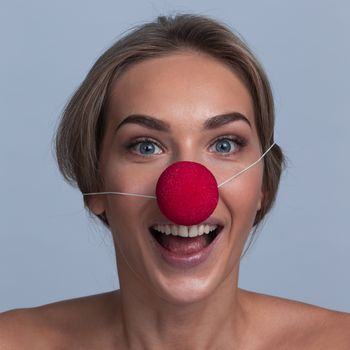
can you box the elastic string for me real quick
[82,191,157,199]
[217,142,275,188]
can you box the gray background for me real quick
[1,0,349,312]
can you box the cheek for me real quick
[101,155,160,196]
[104,194,150,256]
[101,158,161,234]
[222,166,263,228]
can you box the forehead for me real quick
[107,52,255,127]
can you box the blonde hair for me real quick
[55,13,285,230]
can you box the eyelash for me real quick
[126,135,246,158]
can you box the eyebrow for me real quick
[114,112,251,133]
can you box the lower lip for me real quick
[150,228,223,269]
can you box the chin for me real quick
[151,276,222,306]
[144,253,238,307]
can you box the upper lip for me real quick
[149,217,225,228]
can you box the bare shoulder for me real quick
[239,288,350,350]
[0,304,63,350]
[0,290,120,350]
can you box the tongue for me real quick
[160,235,209,255]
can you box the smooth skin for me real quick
[1,52,349,349]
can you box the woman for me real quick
[1,13,349,349]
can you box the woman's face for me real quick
[92,52,264,304]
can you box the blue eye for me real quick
[210,137,243,155]
[128,139,163,157]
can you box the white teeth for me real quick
[199,225,204,235]
[189,225,198,237]
[165,225,171,235]
[152,224,218,237]
[178,226,188,237]
[173,225,178,236]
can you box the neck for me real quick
[114,262,248,350]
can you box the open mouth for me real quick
[149,224,223,253]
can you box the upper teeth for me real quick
[152,224,218,238]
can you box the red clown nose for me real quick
[155,161,219,226]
